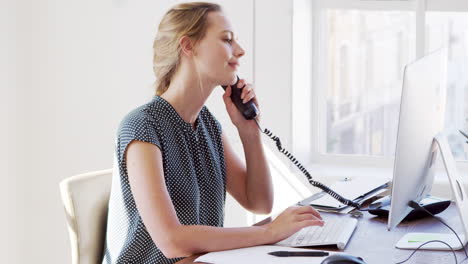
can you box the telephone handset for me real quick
[222,75,361,209]
[221,76,259,120]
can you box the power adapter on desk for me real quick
[367,195,451,221]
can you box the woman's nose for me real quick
[234,42,245,58]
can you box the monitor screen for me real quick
[388,48,447,231]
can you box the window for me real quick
[293,0,468,168]
[325,10,414,157]
[426,11,468,159]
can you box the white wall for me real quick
[2,0,30,263]
[254,0,294,148]
[3,0,296,263]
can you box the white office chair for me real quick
[59,169,113,264]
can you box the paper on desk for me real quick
[194,245,333,264]
[310,177,389,209]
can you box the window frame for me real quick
[293,0,468,171]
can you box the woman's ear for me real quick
[179,36,196,56]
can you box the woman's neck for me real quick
[160,72,216,125]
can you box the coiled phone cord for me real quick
[253,119,361,209]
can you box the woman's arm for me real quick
[126,140,322,259]
[221,78,274,215]
[223,130,273,215]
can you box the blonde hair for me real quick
[153,2,222,96]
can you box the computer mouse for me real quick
[320,253,367,264]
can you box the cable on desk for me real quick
[395,200,468,264]
[408,200,468,258]
[395,240,457,264]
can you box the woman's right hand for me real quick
[265,206,324,243]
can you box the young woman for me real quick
[102,2,323,264]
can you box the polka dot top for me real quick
[102,96,226,264]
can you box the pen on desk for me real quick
[268,251,329,257]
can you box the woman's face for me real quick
[193,11,245,86]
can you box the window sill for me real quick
[297,163,468,200]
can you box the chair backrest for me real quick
[59,169,113,264]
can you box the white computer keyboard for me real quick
[275,215,358,249]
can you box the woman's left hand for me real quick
[222,78,261,135]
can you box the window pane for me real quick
[426,12,468,160]
[324,10,416,156]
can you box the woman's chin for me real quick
[221,74,237,86]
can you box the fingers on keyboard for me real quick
[296,214,315,221]
[301,219,324,228]
[296,206,323,220]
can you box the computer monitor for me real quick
[388,48,447,231]
[388,48,468,250]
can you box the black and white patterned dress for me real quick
[102,96,226,264]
